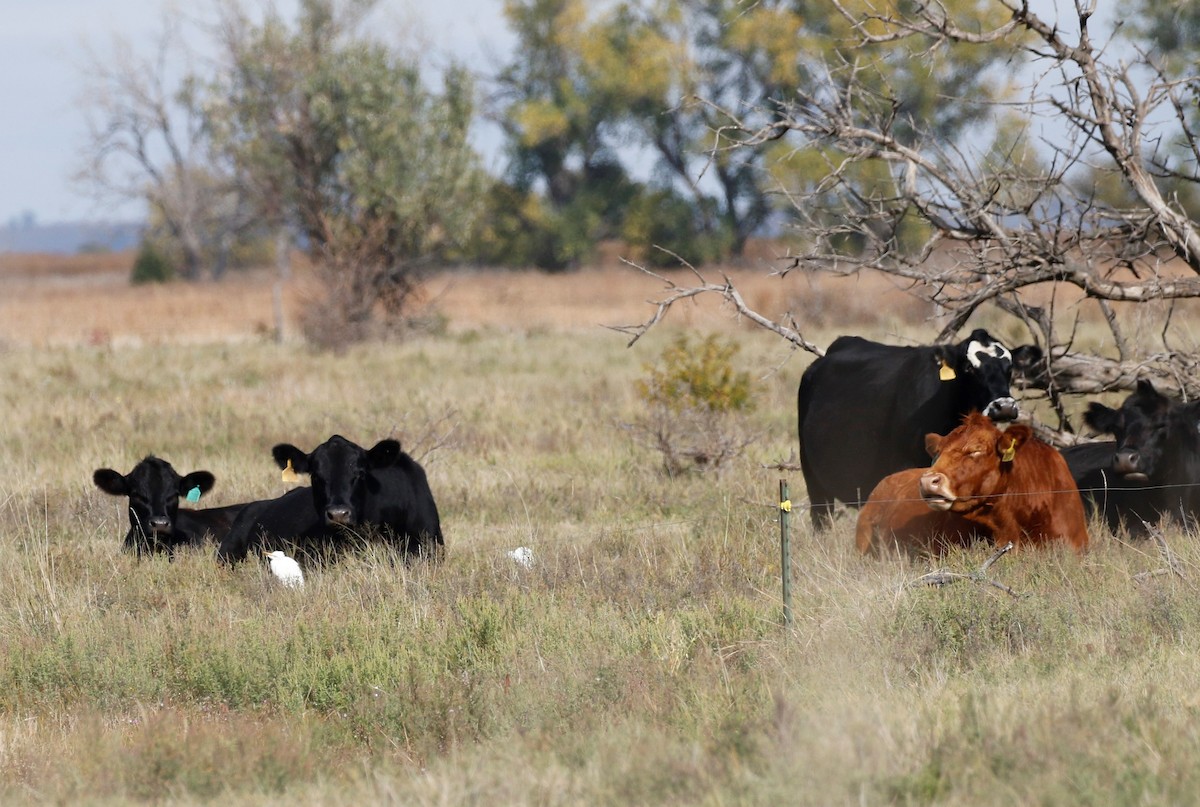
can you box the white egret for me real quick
[507,546,534,568]
[263,550,305,588]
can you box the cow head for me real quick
[920,414,1032,512]
[272,435,401,527]
[93,457,215,549]
[935,329,1042,422]
[1084,379,1181,481]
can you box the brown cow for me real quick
[919,413,1089,552]
[855,467,991,556]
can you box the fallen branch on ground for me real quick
[1132,521,1186,583]
[906,541,1021,598]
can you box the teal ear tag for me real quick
[186,486,202,503]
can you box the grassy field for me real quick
[1,257,1199,804]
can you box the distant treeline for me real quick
[0,220,142,255]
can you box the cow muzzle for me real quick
[1113,450,1149,481]
[148,516,172,534]
[324,506,354,526]
[982,396,1019,422]
[919,472,955,511]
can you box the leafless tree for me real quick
[615,0,1200,437]
[75,11,257,281]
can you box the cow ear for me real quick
[367,439,401,469]
[93,468,129,496]
[1010,345,1043,379]
[272,444,310,474]
[179,471,215,499]
[997,425,1032,462]
[924,433,944,458]
[1084,402,1121,435]
[932,346,956,381]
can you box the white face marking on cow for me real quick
[966,340,1012,369]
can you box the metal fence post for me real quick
[779,479,793,627]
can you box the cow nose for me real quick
[148,516,171,534]
[1113,450,1141,475]
[983,397,1019,422]
[919,472,952,502]
[325,506,353,525]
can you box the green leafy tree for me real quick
[207,0,488,343]
[489,0,646,269]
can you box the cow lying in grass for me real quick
[1064,380,1200,535]
[856,414,1088,556]
[217,434,443,565]
[855,467,991,557]
[94,456,245,557]
[918,414,1089,553]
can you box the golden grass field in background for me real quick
[0,247,936,347]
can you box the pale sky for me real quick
[0,0,1092,226]
[0,0,514,225]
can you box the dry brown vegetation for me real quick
[3,253,1200,805]
[0,249,935,348]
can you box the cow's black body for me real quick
[93,456,244,556]
[1064,380,1200,534]
[797,328,1041,530]
[217,435,443,563]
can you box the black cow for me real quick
[797,328,1041,530]
[1064,380,1200,534]
[217,434,443,563]
[93,456,245,557]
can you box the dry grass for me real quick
[2,253,1200,804]
[0,249,932,348]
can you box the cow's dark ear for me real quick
[1084,402,1121,435]
[367,439,401,469]
[924,433,944,458]
[272,444,310,474]
[179,471,215,499]
[1010,344,1043,378]
[93,468,129,496]
[1132,378,1171,417]
[997,425,1032,462]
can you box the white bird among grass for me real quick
[263,550,304,588]
[508,546,534,568]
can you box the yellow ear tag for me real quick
[1001,440,1017,463]
[938,359,956,382]
[281,459,301,483]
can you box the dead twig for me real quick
[1132,520,1186,582]
[906,541,1021,598]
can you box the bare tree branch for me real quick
[618,0,1200,423]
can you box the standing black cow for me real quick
[217,434,443,563]
[93,456,245,557]
[797,328,1041,530]
[1064,380,1200,534]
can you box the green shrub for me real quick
[625,333,757,475]
[637,334,754,415]
[130,241,175,285]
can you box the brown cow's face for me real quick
[920,416,1029,513]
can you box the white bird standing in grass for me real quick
[263,550,304,588]
[508,546,534,568]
